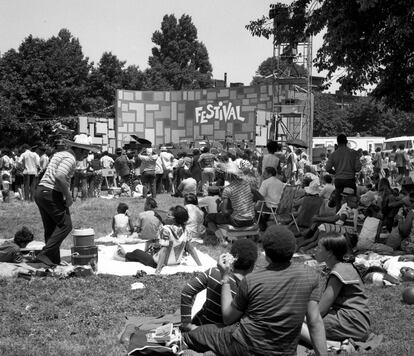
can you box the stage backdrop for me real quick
[115,84,311,148]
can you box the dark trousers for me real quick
[141,171,156,198]
[334,178,357,212]
[125,249,157,268]
[34,186,72,264]
[205,213,254,233]
[183,324,249,356]
[23,174,37,201]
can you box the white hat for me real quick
[304,180,321,195]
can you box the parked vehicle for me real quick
[383,136,414,153]
[312,136,385,153]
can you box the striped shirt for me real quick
[39,151,76,192]
[232,262,321,356]
[181,267,240,324]
[222,180,255,221]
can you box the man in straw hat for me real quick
[33,136,99,266]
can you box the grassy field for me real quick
[1,196,414,355]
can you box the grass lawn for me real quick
[1,196,414,355]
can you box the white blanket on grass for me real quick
[96,243,216,276]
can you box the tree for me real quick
[251,56,308,85]
[247,0,414,111]
[0,29,92,145]
[88,52,126,107]
[146,14,213,90]
[313,93,352,136]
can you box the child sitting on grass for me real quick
[136,197,163,244]
[301,233,370,345]
[184,193,206,241]
[116,205,202,274]
[0,226,34,263]
[111,202,134,237]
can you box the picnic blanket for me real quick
[96,244,216,276]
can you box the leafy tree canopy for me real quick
[247,0,414,111]
[251,56,308,85]
[146,14,213,90]
[313,94,414,138]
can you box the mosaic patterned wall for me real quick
[78,116,116,153]
[115,84,311,148]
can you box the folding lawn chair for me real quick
[257,185,300,232]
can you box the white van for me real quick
[383,136,414,152]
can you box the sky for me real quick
[0,0,331,88]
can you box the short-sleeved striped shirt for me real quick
[231,262,321,356]
[39,151,76,192]
[222,180,255,221]
[180,267,240,324]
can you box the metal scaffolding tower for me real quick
[269,5,314,152]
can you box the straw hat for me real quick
[217,161,244,179]
[63,134,99,153]
[304,180,321,195]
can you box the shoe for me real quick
[34,254,57,267]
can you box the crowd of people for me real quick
[2,133,414,354]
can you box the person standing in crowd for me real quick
[182,225,327,356]
[395,144,409,184]
[37,146,50,181]
[138,147,158,198]
[114,148,130,186]
[155,154,164,194]
[198,147,217,194]
[20,144,40,201]
[260,140,280,176]
[159,146,174,193]
[100,151,115,188]
[72,151,88,201]
[285,145,298,184]
[34,139,97,265]
[190,148,202,195]
[372,147,383,176]
[326,134,361,211]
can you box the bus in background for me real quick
[383,136,414,153]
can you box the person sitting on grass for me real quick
[184,193,206,242]
[135,197,163,244]
[174,170,197,197]
[180,239,258,331]
[301,233,370,346]
[298,188,360,251]
[182,225,327,356]
[116,205,202,274]
[198,186,221,214]
[0,226,34,263]
[111,202,134,237]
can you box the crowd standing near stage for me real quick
[2,134,414,354]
